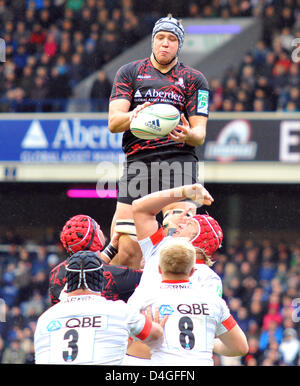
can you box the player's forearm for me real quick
[133,184,213,216]
[213,326,249,357]
[184,125,206,147]
[133,186,186,217]
[213,338,242,356]
[108,111,131,133]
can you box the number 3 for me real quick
[179,316,195,350]
[63,329,79,362]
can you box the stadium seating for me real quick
[0,1,299,112]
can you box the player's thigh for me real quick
[110,201,133,236]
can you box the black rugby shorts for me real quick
[117,154,199,205]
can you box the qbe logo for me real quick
[0,38,5,62]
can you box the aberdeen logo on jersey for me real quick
[144,89,184,103]
[145,119,161,132]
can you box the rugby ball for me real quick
[130,103,180,140]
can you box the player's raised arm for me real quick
[132,183,214,240]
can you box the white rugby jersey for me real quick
[142,281,236,366]
[127,227,223,308]
[34,294,151,365]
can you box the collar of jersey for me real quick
[162,279,190,283]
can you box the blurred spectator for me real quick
[259,259,276,284]
[47,66,71,111]
[21,291,46,318]
[209,78,223,111]
[253,40,269,69]
[66,0,84,12]
[262,305,283,331]
[262,341,281,365]
[14,260,32,303]
[249,299,265,327]
[262,5,279,47]
[90,70,111,112]
[43,32,58,58]
[28,76,49,111]
[222,77,238,102]
[243,336,263,365]
[1,339,26,364]
[278,27,294,52]
[31,246,49,276]
[259,320,283,351]
[29,23,47,54]
[18,66,35,99]
[279,328,300,365]
[236,306,250,333]
[68,53,85,88]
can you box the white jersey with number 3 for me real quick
[144,281,236,366]
[34,294,151,365]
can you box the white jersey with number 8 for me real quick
[144,282,236,366]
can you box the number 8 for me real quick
[179,316,195,350]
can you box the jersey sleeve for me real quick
[205,275,223,297]
[138,226,165,263]
[110,63,134,102]
[185,69,210,118]
[49,261,67,305]
[126,305,152,341]
[110,266,143,302]
[215,298,237,336]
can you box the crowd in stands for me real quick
[0,0,299,112]
[209,2,300,113]
[0,226,299,365]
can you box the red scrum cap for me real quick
[60,214,104,254]
[190,214,223,258]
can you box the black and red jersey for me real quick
[110,58,209,161]
[49,260,142,305]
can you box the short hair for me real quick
[159,237,196,276]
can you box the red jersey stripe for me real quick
[150,226,164,246]
[136,317,152,341]
[162,280,190,283]
[222,315,237,331]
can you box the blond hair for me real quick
[159,237,196,276]
[196,249,215,267]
